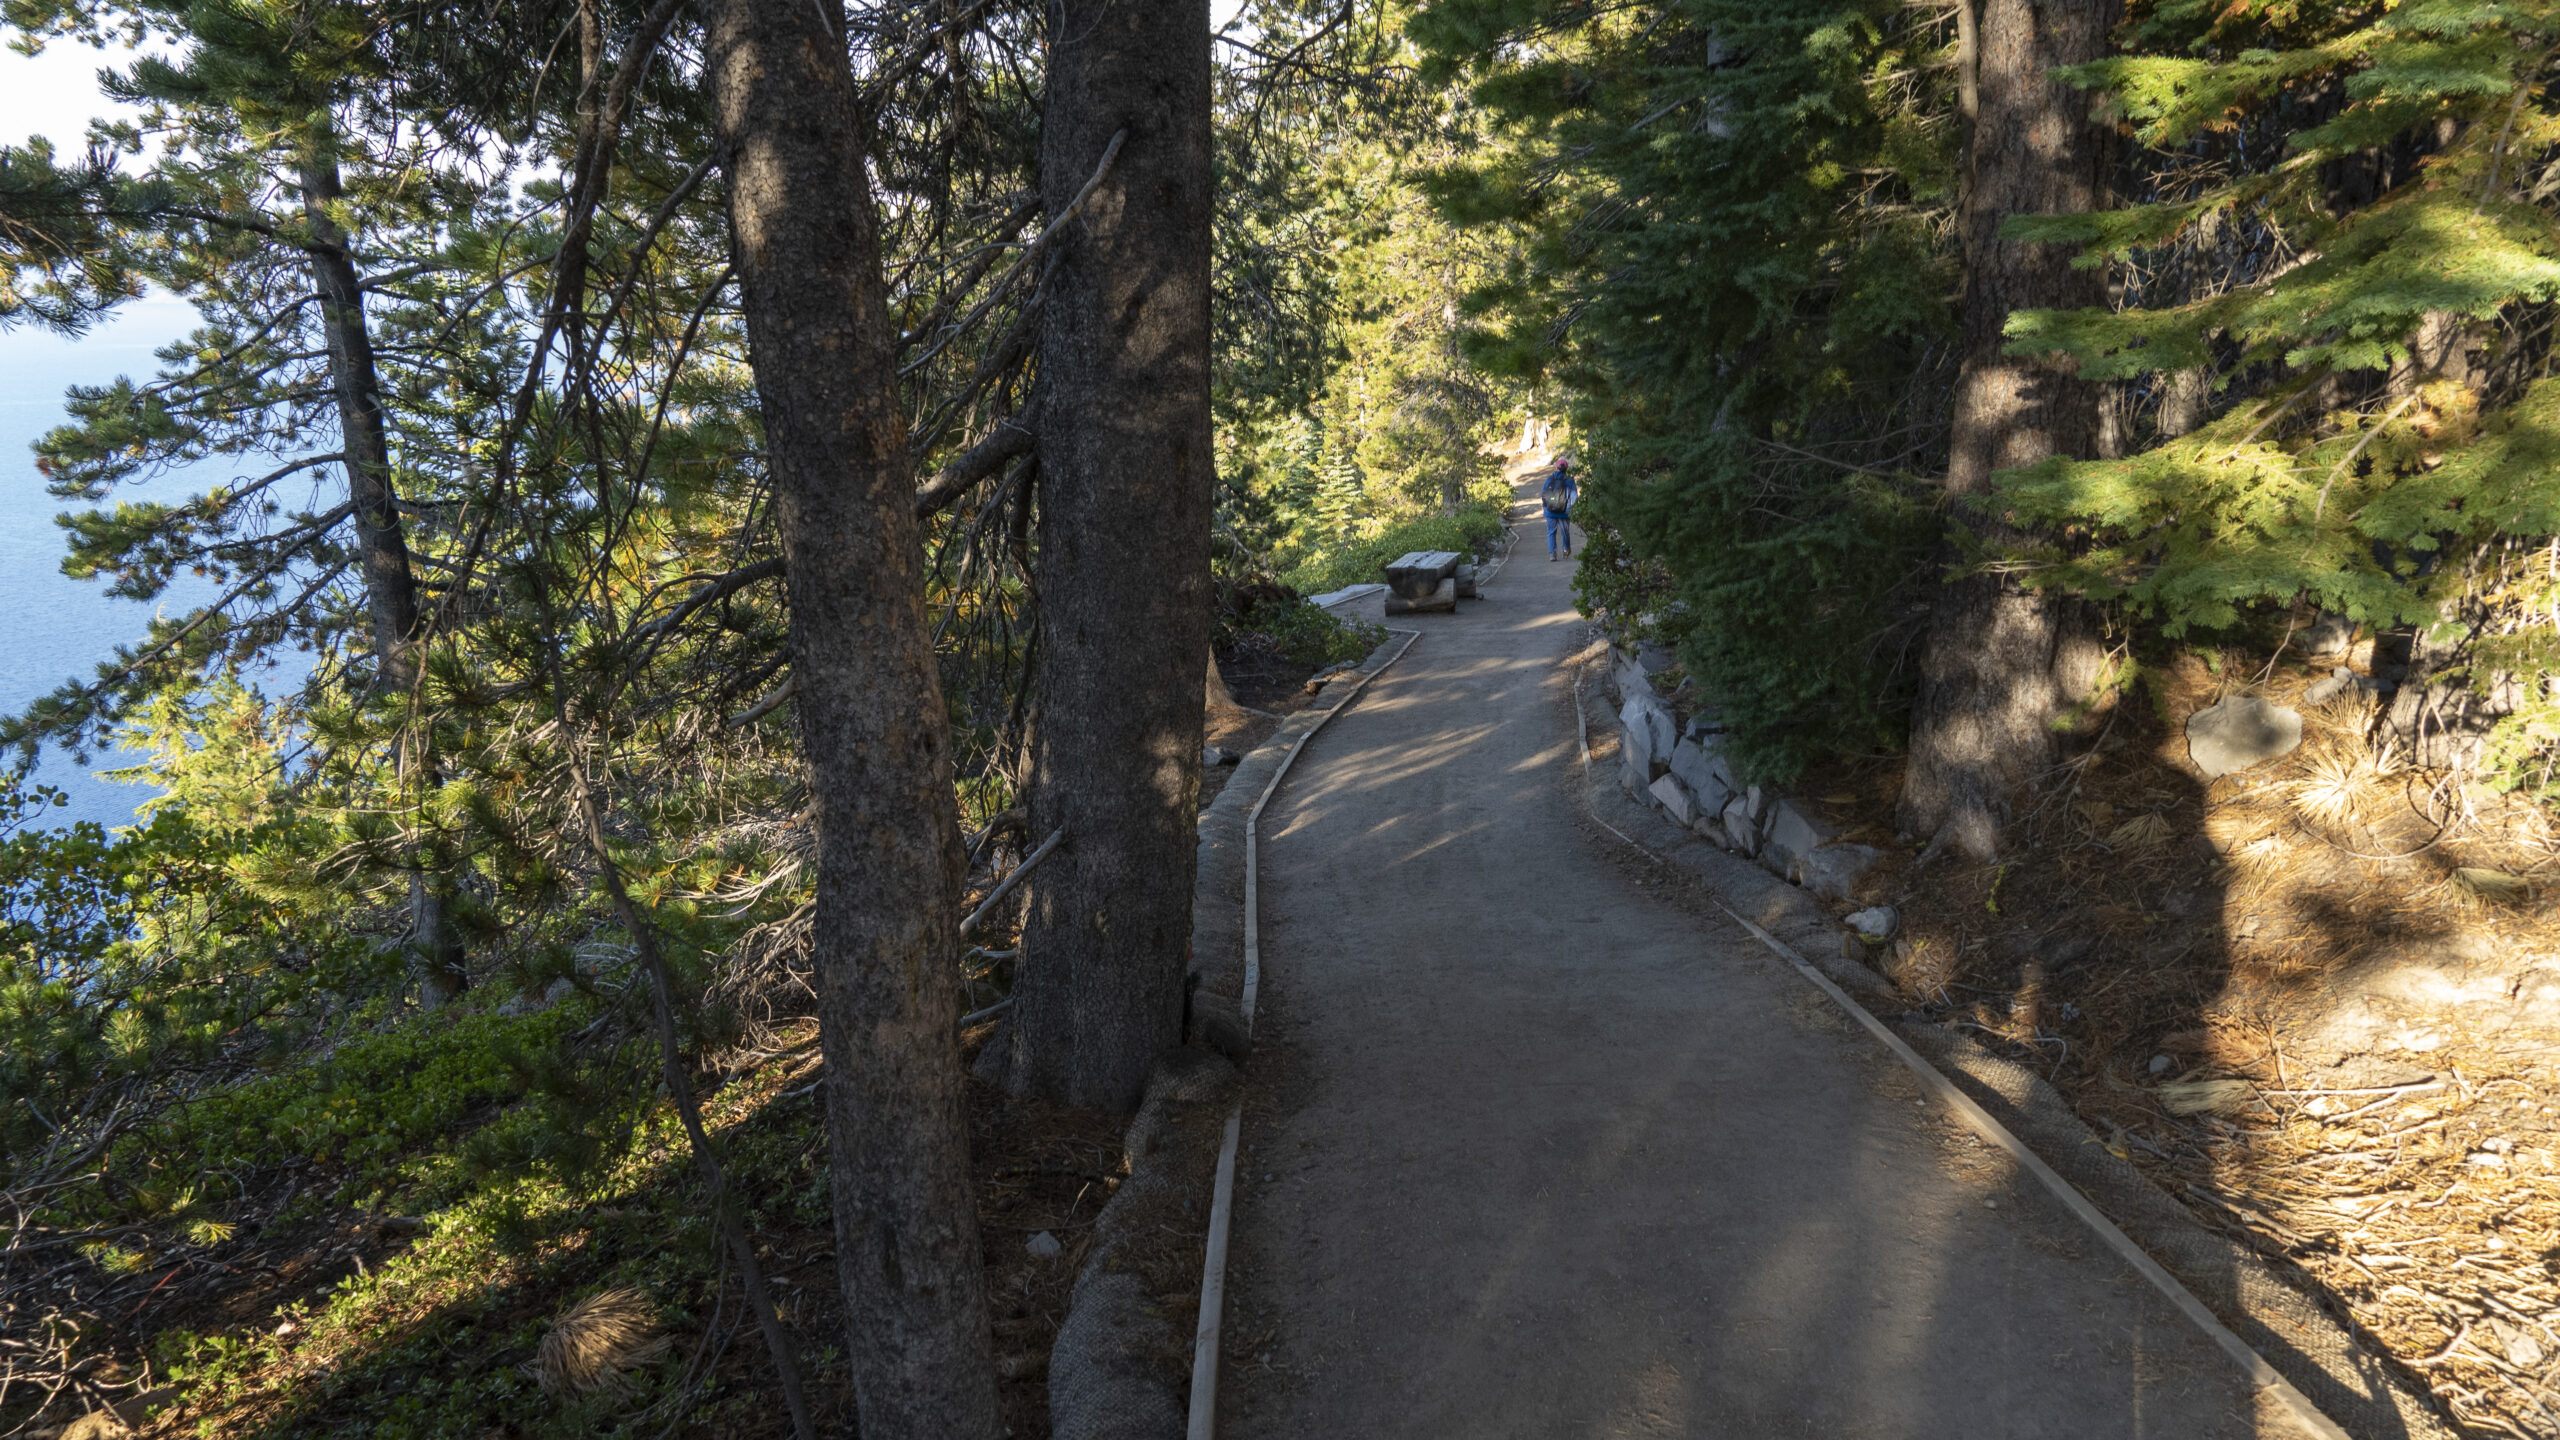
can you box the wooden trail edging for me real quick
[1569,650,2367,1440]
[1185,518,1522,1433]
[1185,624,1421,1439]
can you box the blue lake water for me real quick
[0,296,240,830]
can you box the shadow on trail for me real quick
[1885,650,2467,1437]
[1221,476,2266,1439]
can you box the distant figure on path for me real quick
[1541,455,1578,561]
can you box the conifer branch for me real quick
[914,416,1038,518]
[957,826,1065,940]
[564,758,817,1440]
[2311,388,2422,523]
[2218,372,2327,463]
[899,128,1124,378]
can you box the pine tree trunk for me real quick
[704,1,1002,1431]
[2156,367,2211,439]
[300,151,467,1004]
[1000,0,1215,1111]
[1896,0,2117,860]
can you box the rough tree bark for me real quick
[301,148,467,1004]
[2156,367,2211,439]
[704,1,1002,1432]
[999,0,1215,1111]
[1896,0,2118,861]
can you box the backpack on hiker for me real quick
[1540,471,1573,514]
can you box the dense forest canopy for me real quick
[1424,0,2560,796]
[0,0,2554,1432]
[0,0,1529,1430]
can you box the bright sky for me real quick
[2,12,1258,153]
[0,34,161,152]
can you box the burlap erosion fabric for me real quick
[1049,1271,1183,1440]
[1047,1051,1238,1440]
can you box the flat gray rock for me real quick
[2185,695,2302,780]
[1648,773,1696,826]
[1641,700,1678,760]
[2302,611,2357,656]
[1798,842,1887,902]
[1846,905,1898,940]
[1666,737,1736,815]
[1763,799,1834,874]
[1619,694,1676,783]
[1618,698,1653,767]
[1722,794,1760,856]
[1619,725,1649,793]
[1612,647,1657,706]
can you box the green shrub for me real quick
[1219,596,1385,670]
[1413,0,1960,783]
[125,1002,591,1206]
[1278,503,1509,596]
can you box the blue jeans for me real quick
[1546,510,1572,554]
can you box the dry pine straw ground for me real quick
[1791,650,2560,1439]
[962,1053,1132,1440]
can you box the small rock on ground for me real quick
[2186,695,2303,780]
[1846,906,1898,940]
[1798,843,1887,902]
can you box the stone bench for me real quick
[1382,549,1475,615]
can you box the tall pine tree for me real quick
[1412,0,1958,779]
[1989,0,2560,788]
[1896,0,2119,859]
[999,0,1216,1112]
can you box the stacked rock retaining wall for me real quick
[1602,643,1888,904]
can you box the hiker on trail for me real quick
[1541,456,1578,561]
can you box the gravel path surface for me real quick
[1216,480,2270,1439]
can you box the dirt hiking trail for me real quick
[1217,479,2279,1439]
